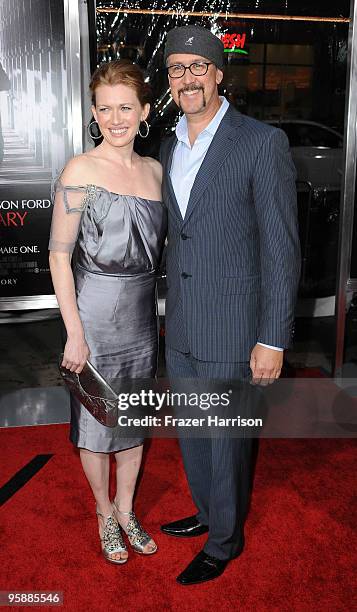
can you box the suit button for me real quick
[181,232,189,240]
[181,272,192,279]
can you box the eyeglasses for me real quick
[167,62,212,79]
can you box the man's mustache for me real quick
[178,84,204,96]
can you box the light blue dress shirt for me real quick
[170,96,230,219]
[170,96,283,353]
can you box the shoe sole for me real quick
[104,556,128,565]
[132,546,158,555]
[176,570,226,585]
[160,528,209,538]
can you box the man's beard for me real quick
[178,84,206,112]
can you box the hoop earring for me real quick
[138,120,150,139]
[87,119,102,140]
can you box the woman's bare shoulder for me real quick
[141,156,163,181]
[60,153,97,185]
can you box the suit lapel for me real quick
[163,136,182,222]
[183,106,243,226]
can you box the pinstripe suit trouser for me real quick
[166,346,254,561]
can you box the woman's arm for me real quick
[49,251,89,373]
[49,156,92,373]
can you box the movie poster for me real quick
[0,0,71,305]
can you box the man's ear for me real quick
[216,69,224,85]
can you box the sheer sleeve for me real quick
[48,178,88,253]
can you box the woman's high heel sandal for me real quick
[96,507,128,564]
[113,500,157,555]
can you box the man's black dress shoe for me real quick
[161,515,209,537]
[177,550,229,585]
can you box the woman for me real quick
[49,60,167,564]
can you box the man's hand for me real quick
[250,344,283,385]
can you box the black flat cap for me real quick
[164,25,224,70]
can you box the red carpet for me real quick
[0,425,356,611]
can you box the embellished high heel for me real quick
[96,507,128,564]
[112,500,157,555]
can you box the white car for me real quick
[266,120,343,188]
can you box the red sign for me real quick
[221,33,248,54]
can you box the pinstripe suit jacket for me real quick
[161,104,301,362]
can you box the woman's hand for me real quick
[62,334,90,373]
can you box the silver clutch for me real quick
[58,356,118,427]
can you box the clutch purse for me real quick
[58,355,118,427]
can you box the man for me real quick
[160,25,301,585]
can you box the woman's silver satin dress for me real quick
[51,182,167,452]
